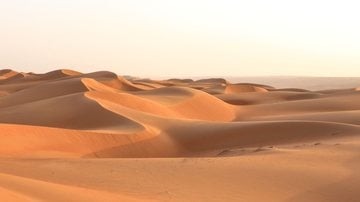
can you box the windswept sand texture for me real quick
[0,69,360,201]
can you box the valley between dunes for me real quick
[0,69,360,201]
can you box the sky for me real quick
[0,0,359,77]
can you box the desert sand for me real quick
[0,69,359,201]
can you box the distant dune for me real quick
[1,69,360,201]
[226,76,360,90]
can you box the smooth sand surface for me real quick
[0,69,360,201]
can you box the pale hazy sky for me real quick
[0,0,359,77]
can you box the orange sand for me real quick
[0,69,359,201]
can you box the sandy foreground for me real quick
[0,69,359,201]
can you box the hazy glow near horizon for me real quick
[0,0,359,77]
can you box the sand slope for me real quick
[0,69,360,201]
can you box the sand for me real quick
[0,69,360,201]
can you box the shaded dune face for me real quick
[0,68,359,158]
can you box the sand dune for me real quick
[39,69,82,80]
[0,78,89,108]
[0,93,144,133]
[1,69,360,201]
[225,83,269,93]
[99,76,147,91]
[216,91,321,105]
[0,69,18,79]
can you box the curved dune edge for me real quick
[0,123,168,158]
[0,92,146,133]
[0,119,358,158]
[0,69,359,158]
[85,87,236,122]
